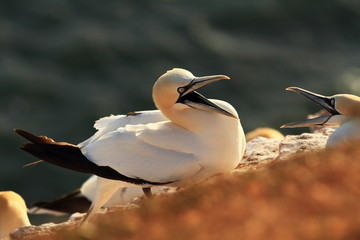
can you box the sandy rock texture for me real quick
[238,128,334,171]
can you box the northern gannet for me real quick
[0,191,31,239]
[245,127,284,142]
[28,175,174,215]
[15,68,245,222]
[281,87,360,147]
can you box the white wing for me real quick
[78,110,168,147]
[80,175,97,201]
[81,121,202,184]
[81,175,176,207]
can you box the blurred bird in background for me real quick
[0,191,31,239]
[245,127,284,142]
[282,87,360,148]
[28,175,176,215]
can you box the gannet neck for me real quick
[164,100,238,133]
[326,117,360,148]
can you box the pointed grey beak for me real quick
[181,75,230,96]
[281,87,341,129]
[177,75,237,118]
[286,87,339,115]
[281,115,345,128]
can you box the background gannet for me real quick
[0,191,31,239]
[281,87,360,148]
[28,175,175,215]
[16,68,245,222]
[245,127,284,141]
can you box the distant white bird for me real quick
[0,191,31,239]
[245,127,284,141]
[15,68,245,222]
[79,176,174,209]
[281,87,360,147]
[28,175,175,215]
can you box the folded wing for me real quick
[82,122,202,184]
[79,110,168,147]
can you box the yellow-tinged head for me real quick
[152,68,236,122]
[153,68,195,111]
[0,191,30,238]
[332,94,360,116]
[246,128,284,141]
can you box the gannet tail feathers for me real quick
[14,129,172,186]
[15,129,104,175]
[29,189,91,215]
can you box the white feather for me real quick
[79,110,167,148]
[82,125,201,183]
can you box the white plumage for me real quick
[81,175,174,208]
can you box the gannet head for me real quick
[281,87,360,128]
[331,94,360,116]
[245,127,284,141]
[153,68,237,119]
[0,191,30,238]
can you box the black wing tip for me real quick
[31,188,91,214]
[14,128,25,135]
[32,201,48,208]
[19,143,35,152]
[126,111,141,116]
[14,128,32,136]
[14,128,172,186]
[19,142,28,148]
[14,129,38,143]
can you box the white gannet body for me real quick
[28,175,175,215]
[281,87,360,148]
[0,191,31,239]
[326,117,360,147]
[81,175,174,208]
[16,68,245,222]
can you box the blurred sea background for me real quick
[1,0,360,224]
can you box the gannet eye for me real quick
[177,87,185,94]
[330,98,335,107]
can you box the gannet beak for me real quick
[281,114,345,128]
[281,87,341,128]
[285,87,340,115]
[177,75,237,118]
